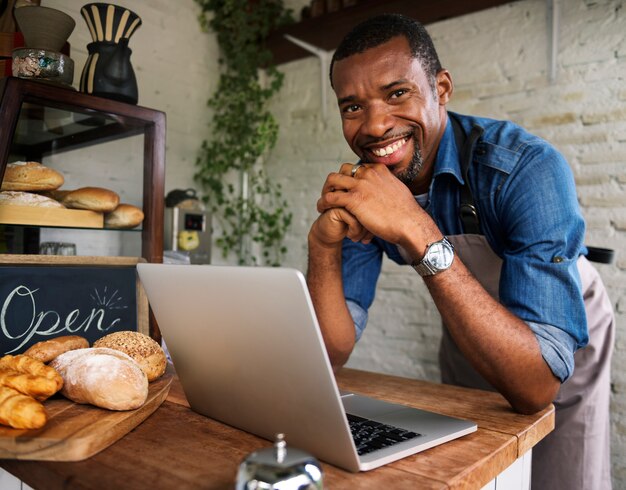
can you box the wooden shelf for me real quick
[0,205,104,229]
[266,0,518,65]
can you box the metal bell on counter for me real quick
[236,433,323,489]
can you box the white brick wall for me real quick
[268,0,626,486]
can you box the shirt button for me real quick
[553,256,564,263]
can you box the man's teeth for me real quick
[372,137,408,157]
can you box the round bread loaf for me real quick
[1,161,64,192]
[0,190,65,208]
[104,204,144,229]
[93,331,166,382]
[50,347,148,411]
[60,187,120,212]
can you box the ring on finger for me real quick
[351,163,364,178]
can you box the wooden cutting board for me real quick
[0,370,173,461]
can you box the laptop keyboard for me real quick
[347,413,421,456]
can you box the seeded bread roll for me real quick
[1,161,64,192]
[50,348,148,411]
[0,190,65,208]
[104,203,144,229]
[93,331,166,382]
[60,187,120,212]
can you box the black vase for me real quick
[79,3,142,104]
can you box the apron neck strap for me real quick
[449,114,484,235]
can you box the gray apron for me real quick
[439,234,614,489]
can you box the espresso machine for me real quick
[163,189,211,264]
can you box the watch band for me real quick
[412,258,439,276]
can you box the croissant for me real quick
[0,355,63,391]
[0,369,59,401]
[0,385,47,429]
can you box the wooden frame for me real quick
[0,255,149,346]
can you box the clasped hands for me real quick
[312,162,426,248]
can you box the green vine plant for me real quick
[193,0,293,266]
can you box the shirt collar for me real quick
[432,115,464,185]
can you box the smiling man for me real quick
[306,14,614,490]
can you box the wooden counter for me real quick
[0,368,553,489]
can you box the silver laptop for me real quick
[137,263,476,472]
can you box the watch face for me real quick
[428,241,454,269]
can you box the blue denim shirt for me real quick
[341,111,588,382]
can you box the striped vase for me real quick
[79,3,142,104]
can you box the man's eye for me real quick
[390,89,408,98]
[343,104,360,113]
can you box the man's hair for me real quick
[330,14,442,90]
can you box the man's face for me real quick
[331,36,451,193]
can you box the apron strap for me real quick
[449,114,484,235]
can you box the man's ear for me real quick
[436,70,453,105]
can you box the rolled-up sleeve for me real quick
[527,321,577,382]
[341,238,384,341]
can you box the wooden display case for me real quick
[0,76,166,340]
[0,76,165,263]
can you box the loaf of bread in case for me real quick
[50,348,149,410]
[1,161,64,192]
[24,335,89,363]
[93,331,166,382]
[104,203,144,229]
[0,190,65,208]
[59,186,120,212]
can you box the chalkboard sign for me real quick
[0,255,149,356]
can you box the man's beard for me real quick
[395,136,424,186]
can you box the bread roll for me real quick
[0,190,65,208]
[104,203,144,229]
[93,331,166,381]
[60,187,120,212]
[1,161,64,192]
[24,335,89,363]
[50,348,148,411]
[0,386,47,429]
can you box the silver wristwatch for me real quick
[411,237,455,276]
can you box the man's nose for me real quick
[362,104,394,138]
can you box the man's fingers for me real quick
[335,208,371,243]
[317,188,357,213]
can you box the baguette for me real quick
[0,369,59,401]
[60,186,120,212]
[0,385,47,429]
[0,355,63,391]
[50,348,148,411]
[104,203,144,229]
[24,335,89,363]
